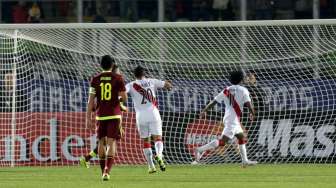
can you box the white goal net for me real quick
[0,20,336,166]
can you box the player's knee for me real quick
[98,149,105,159]
[107,147,116,157]
[219,135,229,146]
[105,138,116,156]
[98,144,105,158]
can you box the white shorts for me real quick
[136,120,162,138]
[221,125,244,139]
[135,109,162,138]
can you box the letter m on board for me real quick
[257,119,292,157]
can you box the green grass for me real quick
[0,164,335,188]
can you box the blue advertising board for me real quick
[28,78,336,112]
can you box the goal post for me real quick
[0,19,336,166]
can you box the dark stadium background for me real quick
[0,0,335,24]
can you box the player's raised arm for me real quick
[151,77,172,90]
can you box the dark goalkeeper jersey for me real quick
[89,71,126,120]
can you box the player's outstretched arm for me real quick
[244,101,255,121]
[200,100,218,118]
[163,80,173,90]
[86,94,95,130]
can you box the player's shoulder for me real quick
[143,77,154,81]
[92,71,114,79]
[238,85,250,93]
[114,73,123,78]
[106,72,125,83]
[90,72,103,83]
[92,72,103,79]
[148,78,165,85]
[126,80,135,86]
[142,78,156,84]
[227,85,249,92]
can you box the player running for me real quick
[86,55,127,181]
[80,65,126,169]
[192,70,257,167]
[126,66,172,173]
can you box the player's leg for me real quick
[143,137,156,173]
[80,144,98,168]
[235,131,257,166]
[152,135,166,171]
[193,135,229,163]
[80,141,98,168]
[193,124,234,164]
[102,119,122,180]
[150,119,163,159]
[102,137,116,180]
[98,137,107,174]
[96,121,108,176]
[153,135,163,158]
[151,120,166,171]
[89,145,98,160]
[137,120,156,173]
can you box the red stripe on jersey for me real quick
[133,83,158,108]
[223,89,242,119]
[143,142,151,148]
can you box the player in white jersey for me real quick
[193,70,257,167]
[126,66,172,173]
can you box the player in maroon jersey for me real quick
[85,55,127,181]
[80,65,127,169]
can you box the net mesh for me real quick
[0,20,336,166]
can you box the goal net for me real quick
[0,20,336,166]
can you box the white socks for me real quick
[239,144,248,162]
[143,140,163,169]
[154,141,163,158]
[143,148,155,168]
[197,139,219,153]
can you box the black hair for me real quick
[134,66,145,78]
[100,55,114,70]
[229,70,245,85]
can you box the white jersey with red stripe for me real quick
[126,78,165,122]
[214,84,251,128]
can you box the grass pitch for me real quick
[0,164,335,188]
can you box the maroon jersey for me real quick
[89,71,126,120]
